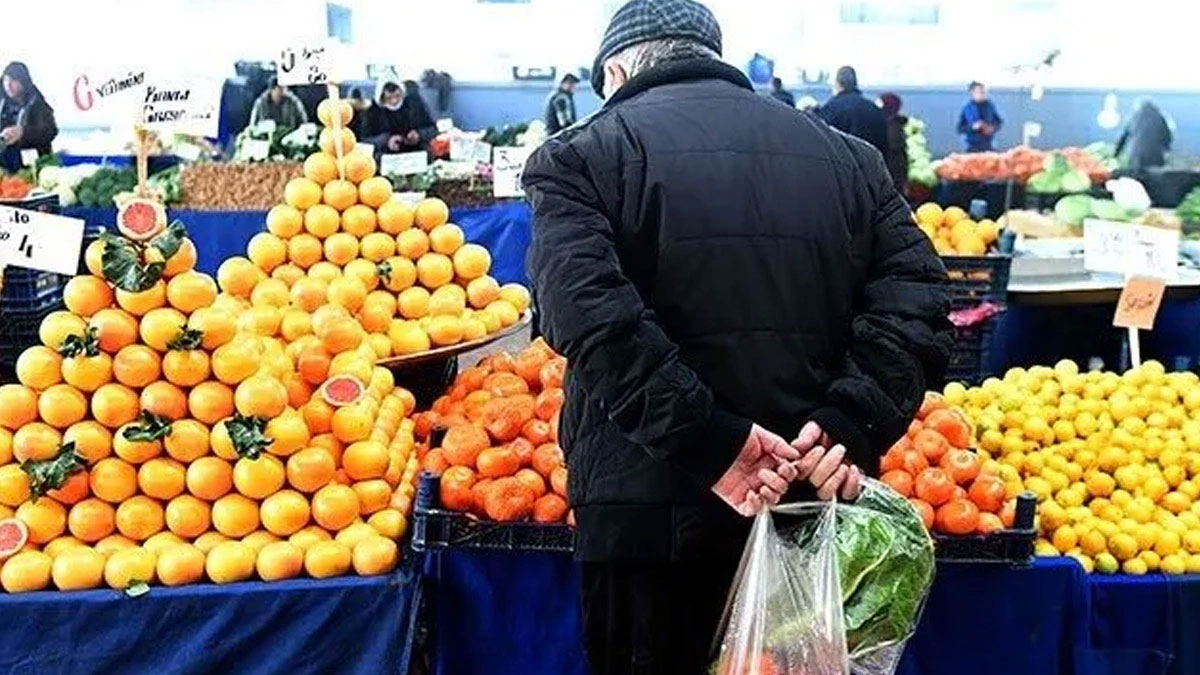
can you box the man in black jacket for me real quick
[817,65,888,156]
[523,1,951,672]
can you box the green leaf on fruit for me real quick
[20,443,87,498]
[122,412,173,442]
[148,220,188,261]
[57,327,100,358]
[228,414,271,459]
[100,230,165,293]
[167,327,205,351]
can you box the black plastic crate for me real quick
[1,268,65,307]
[411,473,575,553]
[933,493,1037,564]
[944,318,997,385]
[941,255,1011,310]
[0,303,60,382]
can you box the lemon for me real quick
[1108,532,1139,560]
[1162,553,1188,575]
[1137,550,1161,571]
[1121,557,1149,575]
[1094,552,1119,574]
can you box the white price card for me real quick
[0,206,85,276]
[492,146,534,199]
[380,152,428,176]
[254,119,277,135]
[276,44,330,86]
[1084,219,1179,280]
[139,78,221,137]
[355,142,375,157]
[436,118,454,133]
[243,139,272,161]
[20,149,39,167]
[450,135,484,163]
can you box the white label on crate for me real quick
[1083,218,1179,280]
[0,206,86,276]
[492,146,534,199]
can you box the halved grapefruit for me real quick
[0,519,29,560]
[320,375,365,407]
[117,197,167,241]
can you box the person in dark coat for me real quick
[361,80,436,153]
[881,92,908,192]
[522,1,951,672]
[248,77,307,131]
[768,76,794,107]
[0,62,58,172]
[1116,99,1172,171]
[957,81,1002,152]
[816,65,887,155]
[543,73,579,134]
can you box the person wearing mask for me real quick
[522,1,951,672]
[248,77,307,131]
[816,65,887,155]
[957,81,1002,152]
[362,81,436,153]
[0,62,58,172]
[1116,99,1172,172]
[544,73,579,134]
[880,92,908,192]
[768,76,794,107]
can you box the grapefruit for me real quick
[0,518,29,560]
[117,198,167,241]
[321,375,366,407]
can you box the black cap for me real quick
[591,0,722,94]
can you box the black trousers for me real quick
[580,554,742,675]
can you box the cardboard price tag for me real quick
[140,79,221,137]
[492,147,533,199]
[1113,276,1166,330]
[276,45,330,86]
[0,206,86,276]
[1084,219,1179,279]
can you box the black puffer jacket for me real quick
[523,59,950,562]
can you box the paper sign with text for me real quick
[139,78,221,137]
[1113,276,1166,330]
[69,68,149,122]
[0,206,85,276]
[276,44,330,86]
[380,152,428,176]
[492,146,534,199]
[1083,219,1179,279]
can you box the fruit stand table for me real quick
[0,571,417,674]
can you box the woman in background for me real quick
[880,92,908,193]
[0,62,57,171]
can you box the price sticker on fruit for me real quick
[0,206,85,276]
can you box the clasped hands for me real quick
[712,421,862,516]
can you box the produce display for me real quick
[935,146,1112,185]
[414,339,570,524]
[177,162,302,210]
[74,167,138,208]
[912,202,1001,256]
[880,394,1015,535]
[1178,186,1200,226]
[940,360,1200,575]
[1026,152,1094,194]
[905,117,936,188]
[0,174,35,201]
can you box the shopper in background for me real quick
[346,87,371,134]
[957,80,1002,152]
[0,62,57,172]
[248,77,307,132]
[768,76,794,107]
[816,65,887,155]
[880,92,908,192]
[361,81,436,153]
[543,73,579,134]
[1116,99,1172,172]
[523,1,951,672]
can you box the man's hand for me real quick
[0,126,22,144]
[405,130,420,145]
[789,421,863,501]
[386,135,403,151]
[713,424,801,516]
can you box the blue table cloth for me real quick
[62,201,534,287]
[425,554,1200,675]
[0,573,414,675]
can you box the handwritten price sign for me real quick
[276,45,330,86]
[1113,276,1166,330]
[0,206,85,276]
[1084,219,1179,279]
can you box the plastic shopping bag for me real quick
[710,479,935,675]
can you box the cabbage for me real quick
[1090,198,1130,222]
[1060,169,1092,193]
[1043,153,1071,175]
[1027,171,1061,194]
[1055,194,1093,225]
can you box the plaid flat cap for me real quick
[591,0,722,94]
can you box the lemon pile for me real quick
[945,360,1200,575]
[913,203,1001,256]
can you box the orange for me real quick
[137,458,186,500]
[84,239,106,276]
[38,384,88,430]
[477,446,521,478]
[290,277,328,313]
[188,307,237,350]
[186,456,234,501]
[311,484,360,531]
[103,547,157,589]
[301,397,335,434]
[115,280,167,317]
[17,344,63,389]
[162,494,210,539]
[211,338,262,385]
[247,232,288,272]
[429,285,467,317]
[211,494,260,538]
[413,198,449,231]
[63,276,114,317]
[88,308,140,353]
[187,381,234,425]
[63,421,113,464]
[304,204,341,240]
[343,259,380,292]
[287,232,324,269]
[0,384,38,431]
[289,525,332,552]
[440,465,477,512]
[265,409,310,457]
[143,531,185,557]
[352,536,398,575]
[140,381,189,420]
[166,271,218,313]
[331,404,374,444]
[341,203,378,237]
[465,276,500,309]
[39,312,87,352]
[162,348,210,388]
[395,228,430,261]
[934,498,980,535]
[114,495,164,541]
[0,550,52,592]
[319,127,357,156]
[45,471,89,506]
[217,257,262,298]
[112,423,163,464]
[260,489,311,536]
[67,498,115,542]
[498,284,531,313]
[285,176,323,210]
[91,383,140,429]
[0,464,30,509]
[453,244,491,280]
[531,443,564,478]
[287,447,337,494]
[304,151,340,186]
[323,232,360,266]
[139,307,187,352]
[317,97,354,127]
[233,455,286,499]
[257,541,304,581]
[340,151,376,184]
[428,223,464,255]
[343,441,389,481]
[156,543,206,586]
[250,277,290,308]
[442,424,491,467]
[377,200,413,234]
[50,546,105,590]
[416,253,454,288]
[304,540,352,578]
[13,422,62,462]
[486,300,520,328]
[112,344,161,388]
[327,276,368,313]
[358,177,393,210]
[353,480,391,515]
[89,458,137,504]
[162,237,198,277]
[311,304,350,336]
[297,349,332,387]
[533,493,568,523]
[380,257,417,293]
[235,375,289,419]
[318,316,364,354]
[267,203,305,237]
[280,308,315,344]
[62,351,114,393]
[367,509,407,540]
[397,287,430,319]
[322,179,357,211]
[206,540,256,584]
[483,477,535,522]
